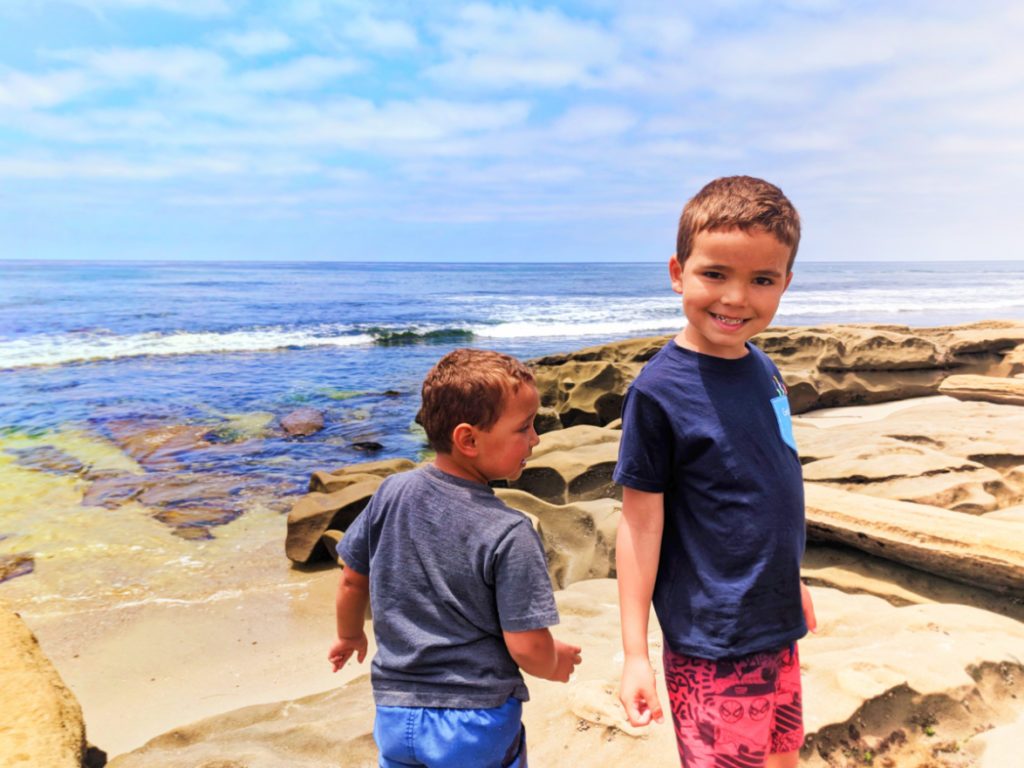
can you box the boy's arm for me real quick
[617,486,665,726]
[328,565,370,672]
[801,579,818,634]
[503,627,581,683]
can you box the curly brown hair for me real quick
[416,348,535,454]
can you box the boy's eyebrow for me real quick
[702,262,784,278]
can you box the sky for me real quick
[1,0,1023,263]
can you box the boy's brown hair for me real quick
[676,175,801,271]
[417,348,535,454]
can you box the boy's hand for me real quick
[328,632,368,672]
[801,581,818,634]
[550,639,582,683]
[619,654,664,727]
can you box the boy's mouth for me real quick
[711,312,747,327]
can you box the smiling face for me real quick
[670,228,793,359]
[466,382,541,484]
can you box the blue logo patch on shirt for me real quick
[770,394,797,452]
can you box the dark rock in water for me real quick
[152,506,245,540]
[8,446,86,476]
[80,472,143,508]
[351,441,384,452]
[0,553,34,583]
[103,421,213,470]
[280,408,325,437]
[383,390,402,397]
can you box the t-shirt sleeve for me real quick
[613,385,673,493]
[492,521,560,633]
[335,494,374,575]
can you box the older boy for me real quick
[614,176,817,768]
[329,348,581,768]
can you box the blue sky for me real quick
[1,0,1022,262]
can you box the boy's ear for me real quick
[669,254,684,295]
[450,423,478,457]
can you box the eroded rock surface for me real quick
[105,581,1024,768]
[530,321,1024,425]
[0,605,89,768]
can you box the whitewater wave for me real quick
[0,327,374,369]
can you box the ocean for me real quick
[4,260,1024,478]
[2,260,1024,606]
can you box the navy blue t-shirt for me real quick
[613,340,807,659]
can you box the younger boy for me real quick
[614,176,817,768]
[329,348,581,768]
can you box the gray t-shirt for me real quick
[337,463,560,708]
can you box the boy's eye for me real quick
[753,276,776,286]
[702,270,724,280]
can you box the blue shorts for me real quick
[373,696,527,768]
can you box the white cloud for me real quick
[343,16,418,50]
[237,55,362,92]
[551,105,637,141]
[217,29,294,57]
[86,0,233,15]
[0,68,90,109]
[55,46,227,87]
[428,3,640,89]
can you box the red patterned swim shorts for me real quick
[662,643,803,768]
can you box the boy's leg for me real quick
[662,644,804,768]
[374,698,525,768]
[765,752,798,768]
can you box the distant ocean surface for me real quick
[3,260,1024,492]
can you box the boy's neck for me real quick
[674,329,751,359]
[432,453,489,486]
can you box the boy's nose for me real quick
[721,281,748,305]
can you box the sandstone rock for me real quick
[532,360,641,428]
[496,489,620,589]
[996,342,1024,377]
[527,322,1024,423]
[794,396,1024,513]
[533,406,562,435]
[964,714,1024,767]
[938,373,1024,406]
[511,439,620,505]
[285,480,381,564]
[528,424,620,459]
[801,588,1024,767]
[804,484,1024,595]
[531,335,667,366]
[0,605,88,767]
[104,581,1024,768]
[309,458,416,493]
[279,407,325,437]
[105,677,379,768]
[801,441,1011,514]
[984,504,1024,522]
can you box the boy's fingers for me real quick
[647,695,664,724]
